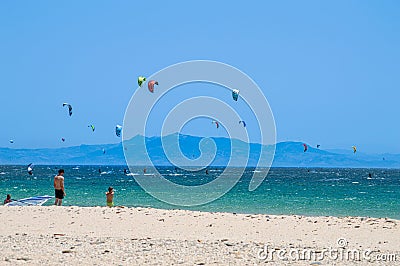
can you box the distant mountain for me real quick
[0,134,399,168]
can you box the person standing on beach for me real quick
[54,169,66,206]
[3,194,12,204]
[105,187,114,207]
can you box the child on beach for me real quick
[105,187,114,207]
[3,194,12,205]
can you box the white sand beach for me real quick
[0,206,399,265]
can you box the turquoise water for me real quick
[0,166,399,219]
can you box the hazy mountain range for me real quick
[0,134,399,168]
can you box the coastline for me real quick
[0,206,398,265]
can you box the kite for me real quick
[352,146,357,154]
[303,143,308,152]
[138,76,146,87]
[239,120,246,127]
[212,121,219,129]
[116,125,122,137]
[27,163,34,176]
[232,89,239,101]
[62,103,73,116]
[147,80,158,93]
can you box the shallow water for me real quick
[0,166,399,219]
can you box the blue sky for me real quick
[0,1,399,153]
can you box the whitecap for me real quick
[126,173,139,176]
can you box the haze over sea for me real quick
[1,166,398,219]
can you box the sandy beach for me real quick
[0,206,398,265]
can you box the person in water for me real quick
[106,187,114,207]
[3,194,12,204]
[54,169,66,206]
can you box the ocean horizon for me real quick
[2,134,400,168]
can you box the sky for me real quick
[0,1,399,153]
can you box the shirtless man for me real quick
[105,187,114,207]
[54,169,66,206]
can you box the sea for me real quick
[0,166,399,219]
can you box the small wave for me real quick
[324,178,346,181]
[314,171,332,174]
[0,172,6,175]
[352,181,359,184]
[126,173,139,176]
[101,171,113,175]
[344,197,357,201]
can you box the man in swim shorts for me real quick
[106,186,114,207]
[54,169,66,206]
